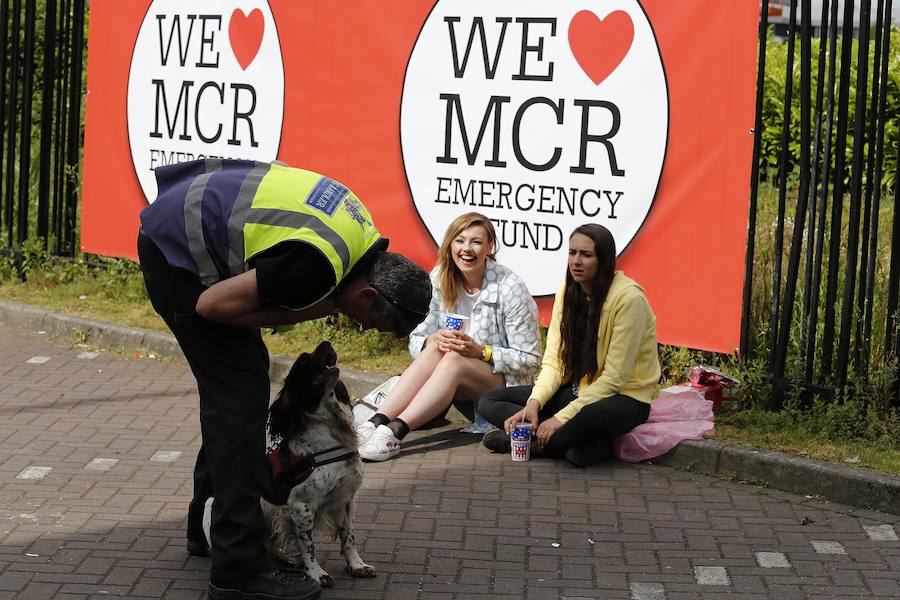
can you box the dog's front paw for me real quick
[318,573,335,587]
[347,564,377,578]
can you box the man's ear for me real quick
[357,286,379,302]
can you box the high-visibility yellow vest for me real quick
[140,159,384,307]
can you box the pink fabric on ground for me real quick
[612,389,716,462]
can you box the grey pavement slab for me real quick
[0,319,898,599]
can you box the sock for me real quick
[369,413,390,427]
[387,418,410,440]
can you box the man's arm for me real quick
[195,269,336,328]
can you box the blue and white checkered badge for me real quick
[445,314,466,331]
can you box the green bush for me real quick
[759,26,900,188]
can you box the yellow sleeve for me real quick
[528,285,565,407]
[553,290,652,424]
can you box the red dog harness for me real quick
[267,446,358,489]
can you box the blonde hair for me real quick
[436,212,498,311]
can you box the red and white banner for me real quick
[81,0,759,353]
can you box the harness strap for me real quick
[268,445,358,489]
[311,446,359,466]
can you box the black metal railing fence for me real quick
[0,0,85,260]
[742,0,900,408]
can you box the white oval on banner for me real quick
[127,0,283,204]
[401,0,668,296]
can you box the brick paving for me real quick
[0,321,898,599]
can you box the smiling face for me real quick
[568,233,599,293]
[450,224,490,282]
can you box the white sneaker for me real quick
[356,421,376,446]
[358,425,401,462]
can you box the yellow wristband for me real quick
[481,344,493,363]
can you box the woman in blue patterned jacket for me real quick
[358,212,542,461]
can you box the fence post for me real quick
[740,0,770,359]
[16,0,36,246]
[3,0,21,248]
[835,0,872,391]
[886,130,900,407]
[37,0,57,241]
[0,0,7,240]
[63,0,85,257]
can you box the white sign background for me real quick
[128,0,284,203]
[401,0,668,296]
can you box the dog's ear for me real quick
[269,350,319,446]
[334,379,351,405]
[283,352,314,399]
[267,388,292,448]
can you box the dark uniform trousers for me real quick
[137,231,272,583]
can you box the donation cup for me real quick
[445,313,469,332]
[510,422,533,462]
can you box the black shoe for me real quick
[564,440,612,468]
[208,569,321,600]
[482,429,511,453]
[187,536,209,557]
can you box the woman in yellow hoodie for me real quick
[477,223,661,467]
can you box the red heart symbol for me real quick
[229,8,264,70]
[568,10,634,85]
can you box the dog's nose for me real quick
[314,341,338,366]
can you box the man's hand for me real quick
[195,269,336,328]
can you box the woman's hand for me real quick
[428,329,460,353]
[503,399,540,434]
[444,331,483,359]
[534,416,563,450]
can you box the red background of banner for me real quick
[81,0,759,353]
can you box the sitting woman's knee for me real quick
[420,340,443,358]
[435,350,468,372]
[476,387,507,422]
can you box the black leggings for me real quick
[477,385,650,458]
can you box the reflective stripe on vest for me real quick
[185,159,223,286]
[243,207,351,276]
[227,161,271,278]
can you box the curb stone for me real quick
[655,440,900,515]
[2,299,898,516]
[0,299,385,400]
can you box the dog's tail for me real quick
[266,506,303,565]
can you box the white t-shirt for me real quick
[454,289,482,344]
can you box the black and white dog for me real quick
[204,341,375,587]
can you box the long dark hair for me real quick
[559,224,617,384]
